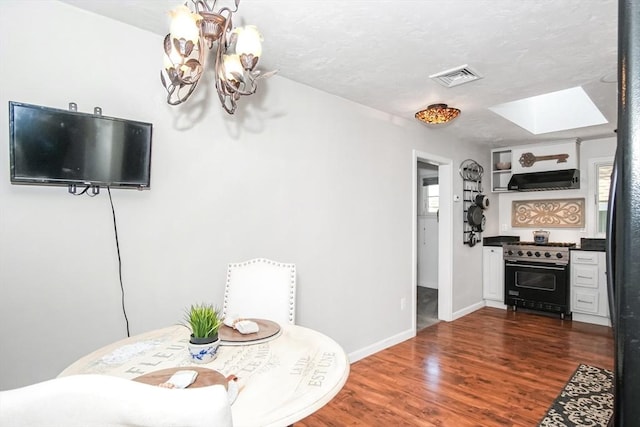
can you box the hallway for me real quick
[417,286,439,330]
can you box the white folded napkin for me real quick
[222,315,238,328]
[158,370,198,389]
[235,320,259,334]
[223,315,260,334]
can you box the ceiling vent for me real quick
[429,65,483,88]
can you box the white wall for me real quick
[417,165,438,288]
[0,0,489,389]
[497,137,616,242]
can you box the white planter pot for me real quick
[188,338,220,363]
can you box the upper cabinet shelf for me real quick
[491,148,512,192]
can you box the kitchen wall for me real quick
[497,137,616,242]
[0,1,490,389]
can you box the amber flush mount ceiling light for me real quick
[415,104,461,124]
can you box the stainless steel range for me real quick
[503,242,574,264]
[503,241,576,318]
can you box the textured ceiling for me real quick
[59,0,618,147]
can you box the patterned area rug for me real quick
[538,364,614,427]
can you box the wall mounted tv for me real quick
[9,101,152,189]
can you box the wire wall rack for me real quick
[459,159,487,247]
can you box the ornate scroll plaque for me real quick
[512,198,585,228]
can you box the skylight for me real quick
[489,86,608,135]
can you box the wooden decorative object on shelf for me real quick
[518,152,569,167]
[512,198,585,228]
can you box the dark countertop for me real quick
[573,238,606,252]
[482,236,520,247]
[481,236,606,251]
[572,246,606,252]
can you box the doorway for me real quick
[412,150,453,332]
[417,161,440,329]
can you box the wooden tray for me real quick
[219,318,281,345]
[133,366,227,389]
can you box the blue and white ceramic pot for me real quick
[188,335,220,363]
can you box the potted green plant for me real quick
[184,303,223,363]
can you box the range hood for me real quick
[507,169,580,191]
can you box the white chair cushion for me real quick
[0,374,233,427]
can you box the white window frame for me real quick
[421,177,439,217]
[589,156,613,238]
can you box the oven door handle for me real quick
[505,263,566,271]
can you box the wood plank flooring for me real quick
[298,307,614,427]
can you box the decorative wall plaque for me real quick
[518,152,569,167]
[512,198,585,228]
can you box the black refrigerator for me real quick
[606,1,640,425]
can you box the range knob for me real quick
[526,251,533,256]
[556,253,563,259]
[518,250,524,256]
[507,250,514,256]
[534,251,541,257]
[544,252,552,258]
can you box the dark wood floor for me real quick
[298,307,614,426]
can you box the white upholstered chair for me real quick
[223,258,297,325]
[0,374,233,427]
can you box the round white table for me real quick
[59,324,350,427]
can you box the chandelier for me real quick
[160,0,272,114]
[415,104,461,124]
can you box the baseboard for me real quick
[485,300,507,309]
[452,301,485,320]
[347,328,415,363]
[572,312,612,327]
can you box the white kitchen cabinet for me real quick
[571,250,610,326]
[483,246,505,308]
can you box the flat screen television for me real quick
[9,101,152,189]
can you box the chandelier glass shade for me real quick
[415,104,461,124]
[160,0,270,114]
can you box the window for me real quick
[422,177,439,215]
[595,162,613,236]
